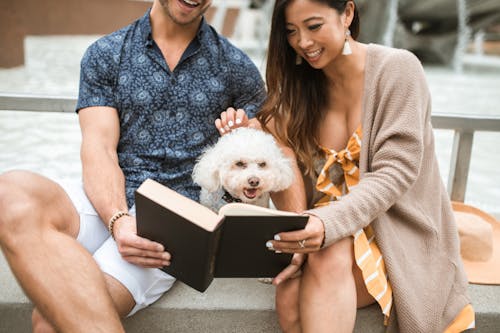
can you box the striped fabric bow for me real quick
[315,127,362,206]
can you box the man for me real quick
[0,0,265,331]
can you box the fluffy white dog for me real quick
[192,127,295,212]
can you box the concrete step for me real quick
[1,252,499,332]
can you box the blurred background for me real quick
[0,0,499,214]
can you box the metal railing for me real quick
[0,93,76,113]
[2,93,500,203]
[432,113,500,202]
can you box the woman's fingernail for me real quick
[224,126,230,132]
[220,127,225,134]
[228,120,234,127]
[235,118,242,124]
[274,234,281,241]
[266,241,274,249]
[275,250,282,253]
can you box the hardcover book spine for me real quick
[206,221,224,283]
[135,191,215,292]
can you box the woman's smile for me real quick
[304,48,324,61]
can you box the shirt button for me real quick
[170,77,176,84]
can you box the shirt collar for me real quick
[139,9,210,48]
[197,16,211,39]
[139,9,154,48]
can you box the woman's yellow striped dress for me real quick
[314,126,474,331]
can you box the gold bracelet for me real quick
[108,211,130,240]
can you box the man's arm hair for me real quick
[79,106,128,225]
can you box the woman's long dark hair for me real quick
[257,0,360,175]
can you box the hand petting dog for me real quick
[214,107,261,135]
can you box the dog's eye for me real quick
[258,162,267,168]
[235,161,246,168]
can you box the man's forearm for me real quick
[81,143,129,227]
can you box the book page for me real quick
[137,179,222,231]
[219,203,301,217]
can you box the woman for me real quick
[217,0,474,332]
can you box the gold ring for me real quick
[298,240,306,248]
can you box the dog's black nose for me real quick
[248,177,260,187]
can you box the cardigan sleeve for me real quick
[307,49,432,247]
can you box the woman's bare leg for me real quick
[353,262,376,308]
[299,237,357,333]
[276,276,301,332]
[274,236,377,333]
[32,309,56,333]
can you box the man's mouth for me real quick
[180,0,200,8]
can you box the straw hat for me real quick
[452,201,500,285]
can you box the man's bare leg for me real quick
[32,274,135,333]
[0,171,124,333]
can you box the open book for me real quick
[135,179,308,292]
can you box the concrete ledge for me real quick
[122,279,385,333]
[1,253,498,332]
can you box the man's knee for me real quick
[0,171,33,235]
[0,171,51,243]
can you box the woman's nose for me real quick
[297,32,313,49]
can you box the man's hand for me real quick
[113,215,171,268]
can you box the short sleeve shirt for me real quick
[76,10,266,207]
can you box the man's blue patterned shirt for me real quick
[76,10,266,207]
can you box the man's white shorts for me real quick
[58,180,176,316]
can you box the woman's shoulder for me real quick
[366,44,425,81]
[368,43,422,67]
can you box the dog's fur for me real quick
[192,127,294,212]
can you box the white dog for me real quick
[192,127,295,212]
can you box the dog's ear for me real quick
[192,145,222,192]
[272,156,295,192]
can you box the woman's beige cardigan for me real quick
[307,44,471,333]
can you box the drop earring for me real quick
[342,30,352,55]
[295,53,303,65]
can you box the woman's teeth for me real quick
[306,49,322,58]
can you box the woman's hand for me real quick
[267,215,325,254]
[113,215,171,268]
[272,253,306,285]
[215,107,261,135]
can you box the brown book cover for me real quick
[135,179,308,292]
